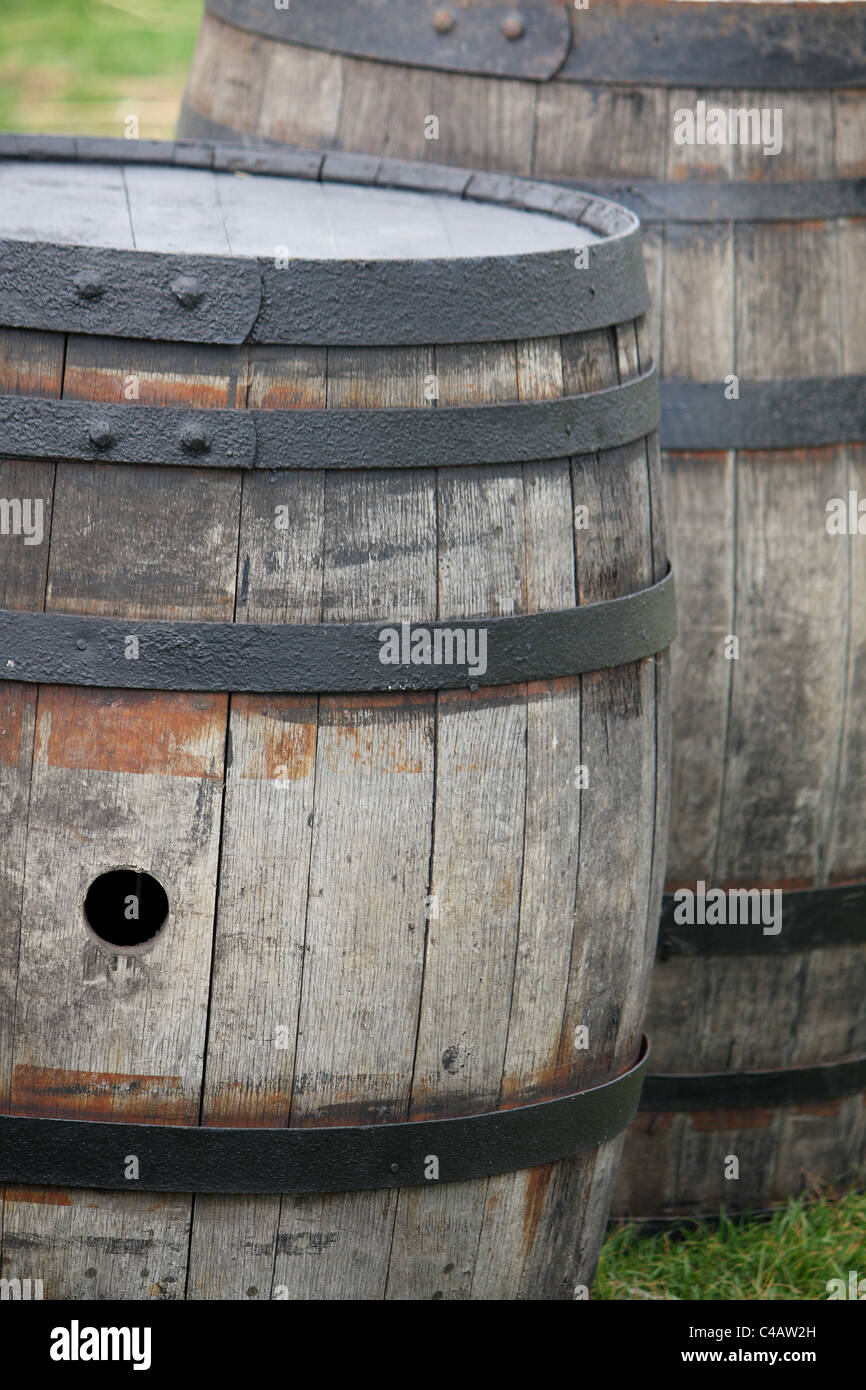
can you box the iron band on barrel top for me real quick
[0,137,647,347]
[200,0,866,89]
[0,370,659,470]
[0,568,676,695]
[203,0,574,81]
[0,1040,649,1195]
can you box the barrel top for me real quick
[0,159,596,261]
[0,136,647,347]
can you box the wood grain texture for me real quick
[536,83,668,182]
[426,70,536,175]
[337,57,435,162]
[0,336,240,1299]
[0,328,64,1275]
[185,344,327,1300]
[269,346,437,1301]
[385,340,530,1300]
[182,12,267,134]
[260,42,345,149]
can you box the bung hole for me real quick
[84,869,169,951]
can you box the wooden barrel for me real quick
[0,135,672,1298]
[177,0,866,1223]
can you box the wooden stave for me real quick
[0,160,668,1296]
[175,8,866,1222]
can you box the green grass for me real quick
[595,1187,866,1300]
[0,0,203,137]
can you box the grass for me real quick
[0,0,202,137]
[595,1186,866,1300]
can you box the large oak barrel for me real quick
[177,0,866,1222]
[0,135,672,1298]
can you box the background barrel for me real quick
[0,137,670,1298]
[177,0,866,1222]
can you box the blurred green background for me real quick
[1,0,863,1303]
[0,0,201,136]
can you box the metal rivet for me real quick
[390,1163,400,1174]
[180,421,210,455]
[73,270,105,301]
[88,421,116,451]
[502,12,525,40]
[76,638,87,651]
[170,274,204,308]
[432,8,455,34]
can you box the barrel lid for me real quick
[0,135,647,346]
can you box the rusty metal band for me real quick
[202,0,866,89]
[0,1041,649,1194]
[0,568,675,694]
[0,370,659,470]
[640,1053,866,1113]
[657,882,866,960]
[660,378,866,451]
[174,113,866,224]
[0,137,646,347]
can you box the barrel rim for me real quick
[0,133,649,347]
[174,111,866,228]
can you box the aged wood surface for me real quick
[0,328,64,1271]
[186,346,326,1300]
[267,345,437,1301]
[0,153,668,1289]
[179,14,866,1222]
[1,316,665,1294]
[0,335,240,1298]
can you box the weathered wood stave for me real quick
[176,0,866,1221]
[0,144,670,1297]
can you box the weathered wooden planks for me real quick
[185,344,326,1300]
[267,346,437,1301]
[0,336,241,1299]
[1,322,665,1296]
[1,144,667,1288]
[0,328,64,1272]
